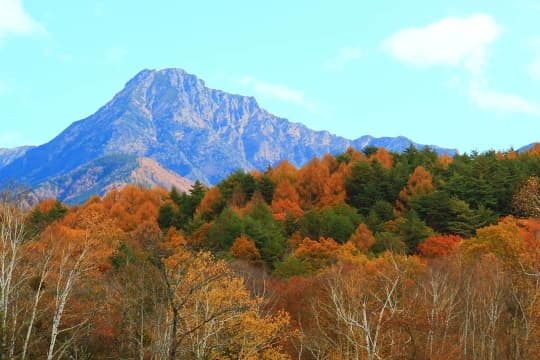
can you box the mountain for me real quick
[0,68,457,203]
[33,154,192,204]
[518,142,539,153]
[0,146,35,169]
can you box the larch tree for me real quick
[396,166,435,214]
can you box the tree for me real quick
[256,175,275,204]
[271,179,303,220]
[304,254,425,360]
[396,166,435,214]
[320,163,351,207]
[230,234,261,261]
[345,161,396,215]
[513,176,540,218]
[297,158,330,209]
[385,211,433,255]
[205,207,244,251]
[417,235,462,258]
[348,223,375,254]
[369,147,393,168]
[195,187,224,221]
[0,194,27,358]
[158,239,290,359]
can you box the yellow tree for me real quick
[159,237,290,359]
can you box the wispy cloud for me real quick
[470,79,540,116]
[0,0,46,43]
[239,76,318,113]
[383,14,499,74]
[383,14,540,117]
[323,47,361,72]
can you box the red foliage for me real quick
[418,235,462,258]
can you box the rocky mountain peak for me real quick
[0,68,457,203]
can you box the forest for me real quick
[3,144,540,359]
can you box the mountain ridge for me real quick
[0,68,457,203]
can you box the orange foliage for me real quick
[321,153,338,173]
[348,223,375,253]
[294,237,364,271]
[271,179,303,219]
[320,163,351,207]
[396,166,435,214]
[418,234,462,258]
[343,146,366,164]
[517,217,540,249]
[526,143,540,157]
[35,198,59,213]
[196,186,222,218]
[438,153,453,168]
[230,234,261,261]
[288,231,304,249]
[369,148,393,168]
[269,276,319,327]
[297,158,330,209]
[460,217,525,266]
[189,222,212,247]
[506,151,518,160]
[268,160,298,184]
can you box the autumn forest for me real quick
[4,145,540,359]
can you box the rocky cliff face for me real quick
[0,146,34,169]
[0,68,456,203]
[33,155,192,204]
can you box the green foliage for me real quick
[371,232,405,254]
[345,161,398,215]
[157,203,175,230]
[206,207,244,250]
[157,182,206,231]
[273,256,308,278]
[27,200,68,237]
[110,242,137,270]
[411,191,497,237]
[385,211,433,255]
[365,200,395,233]
[218,170,256,203]
[256,175,275,204]
[243,200,287,267]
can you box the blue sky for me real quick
[1,0,540,153]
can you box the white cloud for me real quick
[383,14,500,74]
[383,14,540,117]
[323,47,361,72]
[240,76,318,113]
[0,0,45,42]
[470,80,540,116]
